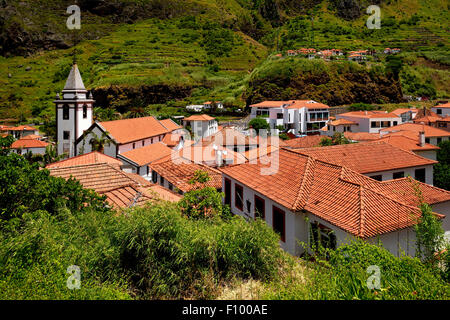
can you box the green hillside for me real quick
[0,0,448,124]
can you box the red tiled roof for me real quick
[11,139,48,149]
[175,144,246,165]
[285,100,330,109]
[292,141,436,174]
[380,123,450,137]
[184,114,215,121]
[98,116,170,144]
[160,118,182,131]
[48,163,173,209]
[199,127,259,147]
[46,151,122,169]
[161,132,183,147]
[150,156,222,192]
[434,102,450,109]
[119,142,173,166]
[283,135,329,149]
[249,101,290,108]
[21,134,42,140]
[8,125,37,131]
[391,108,418,116]
[343,132,379,141]
[338,111,400,119]
[220,149,443,238]
[330,119,358,126]
[377,135,439,152]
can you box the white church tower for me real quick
[54,64,94,158]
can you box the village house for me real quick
[380,123,450,146]
[324,118,359,136]
[220,148,450,257]
[336,111,402,133]
[249,100,330,135]
[149,154,222,195]
[202,101,223,110]
[431,102,450,117]
[75,116,181,158]
[293,141,437,185]
[182,114,218,138]
[391,107,419,123]
[10,138,49,155]
[117,142,174,179]
[1,125,40,139]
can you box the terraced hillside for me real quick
[0,0,448,124]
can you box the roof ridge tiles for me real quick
[293,156,315,210]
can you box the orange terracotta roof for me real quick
[46,151,122,169]
[175,144,247,166]
[199,127,259,147]
[343,132,379,142]
[283,135,329,149]
[119,142,173,166]
[48,163,166,209]
[21,134,42,140]
[11,139,48,149]
[413,115,443,124]
[285,100,330,109]
[391,108,418,116]
[183,114,215,121]
[338,111,400,119]
[48,163,147,193]
[377,135,440,152]
[161,132,183,147]
[98,116,170,144]
[330,119,358,126]
[380,123,450,138]
[220,149,443,238]
[8,125,37,131]
[160,118,182,131]
[150,156,222,192]
[293,141,436,174]
[249,101,290,108]
[434,102,450,109]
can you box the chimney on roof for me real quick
[419,131,425,147]
[365,111,368,115]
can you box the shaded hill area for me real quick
[244,57,403,106]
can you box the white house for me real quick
[336,111,401,134]
[220,148,450,257]
[10,138,49,155]
[75,117,181,158]
[431,102,450,117]
[249,100,330,135]
[325,118,359,136]
[183,114,218,138]
[391,108,419,123]
[118,142,173,180]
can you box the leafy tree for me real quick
[0,136,108,227]
[319,133,350,146]
[178,170,230,220]
[89,131,111,153]
[385,55,403,80]
[433,140,450,190]
[414,203,445,265]
[249,117,270,133]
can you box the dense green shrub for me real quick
[263,241,449,300]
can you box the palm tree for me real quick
[89,131,111,153]
[42,144,65,166]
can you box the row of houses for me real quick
[34,64,450,259]
[186,101,224,112]
[282,48,400,61]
